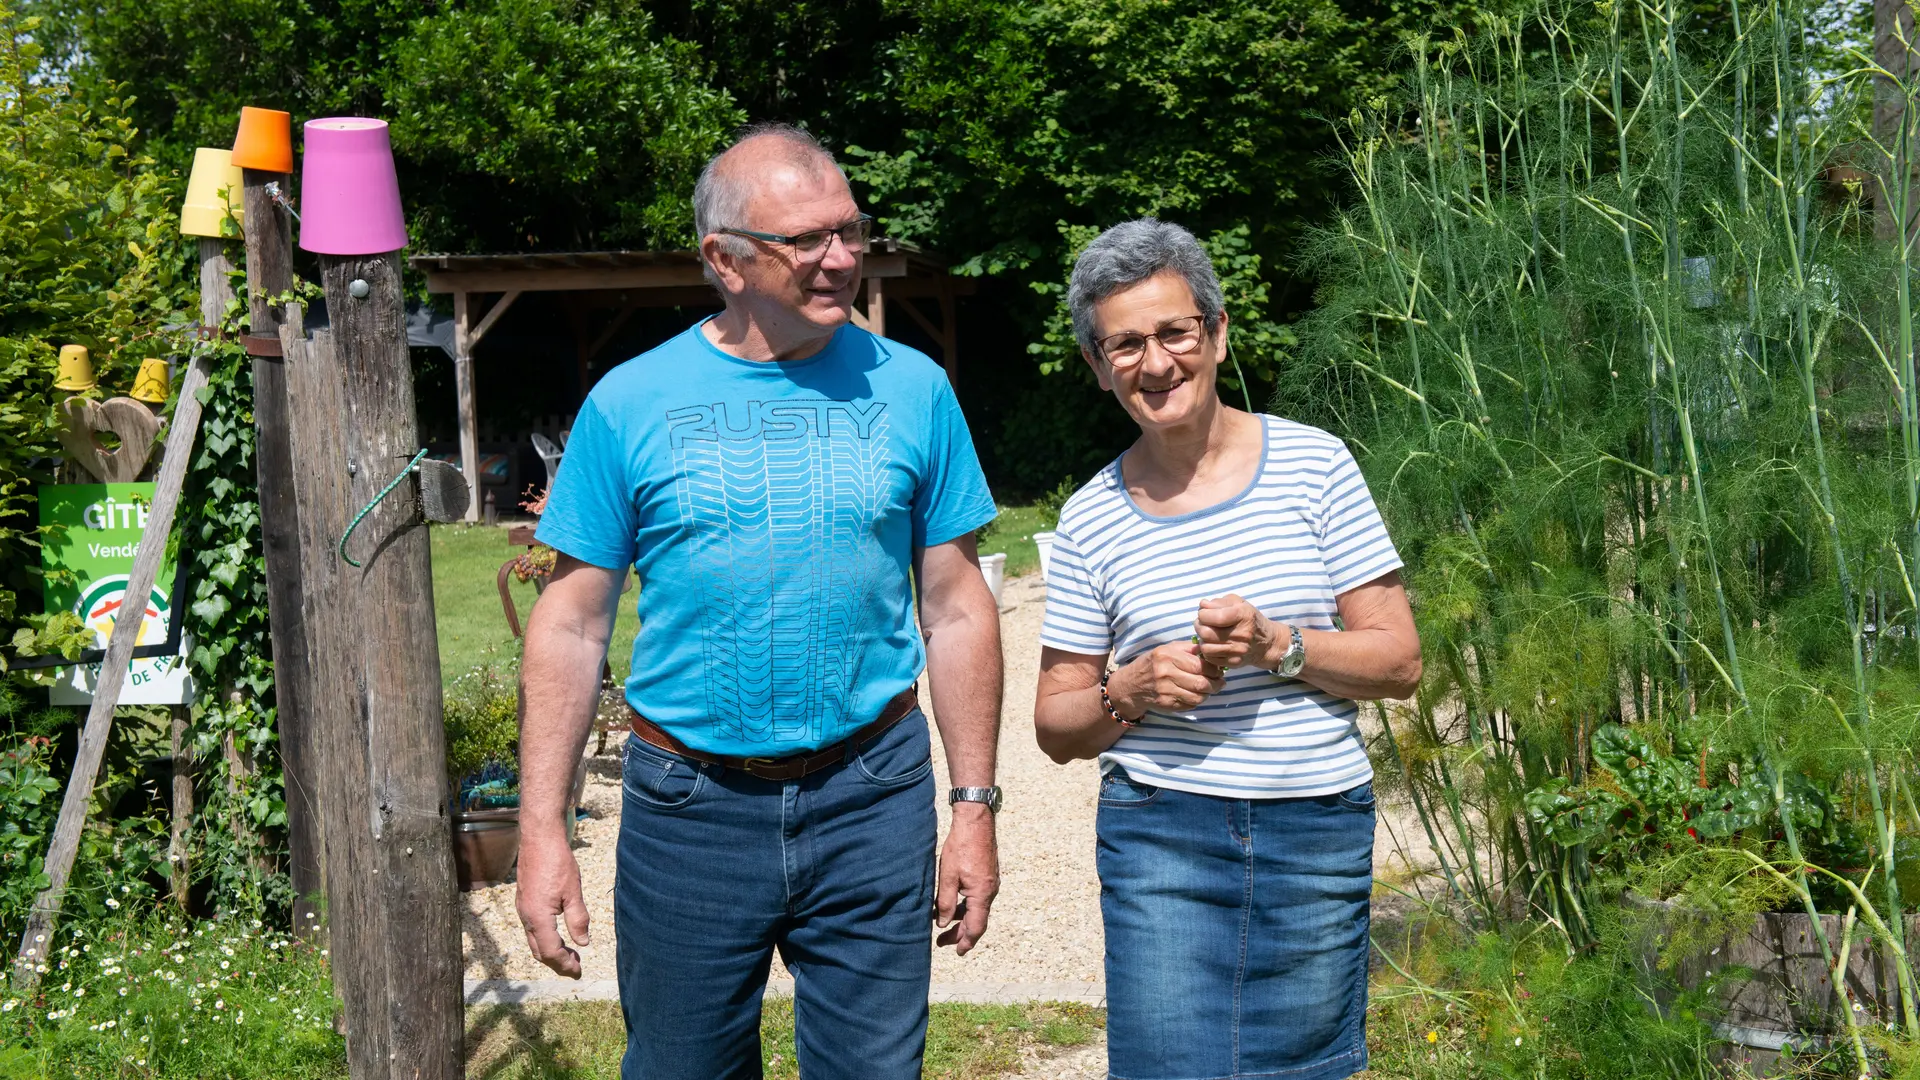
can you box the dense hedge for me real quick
[1,4,287,935]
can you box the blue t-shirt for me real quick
[536,320,997,757]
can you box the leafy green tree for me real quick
[1,4,188,651]
[824,0,1467,489]
[43,0,1495,492]
[49,0,742,250]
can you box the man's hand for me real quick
[915,533,1004,956]
[1114,641,1225,717]
[516,832,591,978]
[935,804,999,955]
[514,552,622,979]
[1193,594,1280,672]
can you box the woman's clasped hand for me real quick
[1107,636,1224,718]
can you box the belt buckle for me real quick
[742,756,789,779]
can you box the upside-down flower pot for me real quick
[979,551,1006,607]
[179,148,245,238]
[299,117,408,256]
[230,106,294,174]
[54,345,96,392]
[1033,530,1057,582]
[130,358,171,405]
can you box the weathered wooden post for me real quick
[231,106,325,931]
[278,114,462,1079]
[179,145,246,908]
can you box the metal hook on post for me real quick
[336,449,472,566]
[264,181,302,223]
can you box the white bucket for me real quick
[979,552,1007,606]
[1033,531,1057,582]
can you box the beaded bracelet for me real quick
[1099,668,1137,727]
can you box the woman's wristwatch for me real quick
[1273,623,1306,677]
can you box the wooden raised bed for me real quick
[1638,901,1918,1067]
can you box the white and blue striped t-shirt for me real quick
[1038,414,1403,799]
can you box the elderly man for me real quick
[514,123,1004,1079]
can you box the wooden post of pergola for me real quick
[412,242,972,520]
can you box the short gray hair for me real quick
[1067,219,1224,356]
[693,123,845,281]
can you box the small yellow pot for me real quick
[180,148,245,238]
[54,345,96,392]
[130,358,171,404]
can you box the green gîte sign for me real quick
[40,483,194,705]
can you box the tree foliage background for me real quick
[31,0,1482,495]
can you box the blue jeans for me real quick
[1097,768,1374,1080]
[614,710,937,1079]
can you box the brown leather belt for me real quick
[628,688,918,781]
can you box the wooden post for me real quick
[938,282,958,389]
[452,291,481,522]
[866,275,887,337]
[241,166,325,934]
[280,249,462,1078]
[198,238,235,325]
[144,241,238,916]
[168,706,193,911]
[1875,0,1919,243]
[14,352,212,986]
[451,289,518,521]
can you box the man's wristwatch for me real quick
[1274,623,1306,677]
[949,786,1004,813]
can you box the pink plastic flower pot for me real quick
[298,117,408,255]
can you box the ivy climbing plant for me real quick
[172,294,289,918]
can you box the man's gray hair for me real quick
[693,123,845,279]
[1068,219,1224,356]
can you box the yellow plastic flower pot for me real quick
[130,358,171,404]
[54,345,96,392]
[180,148,245,238]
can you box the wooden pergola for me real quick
[409,241,973,520]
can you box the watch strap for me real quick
[1279,623,1305,676]
[949,786,1003,812]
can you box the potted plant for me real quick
[445,661,524,891]
[445,659,592,890]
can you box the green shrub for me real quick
[1370,916,1723,1080]
[0,1,190,654]
[444,660,520,784]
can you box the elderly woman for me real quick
[1035,219,1421,1080]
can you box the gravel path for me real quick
[462,571,1104,986]
[463,570,1437,995]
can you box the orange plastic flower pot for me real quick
[230,106,293,173]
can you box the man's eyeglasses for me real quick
[1097,315,1208,369]
[718,214,875,263]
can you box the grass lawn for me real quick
[430,499,1053,688]
[463,999,1104,1079]
[429,522,639,687]
[975,503,1052,580]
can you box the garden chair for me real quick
[530,431,564,492]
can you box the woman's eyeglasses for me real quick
[718,215,875,264]
[1097,315,1208,369]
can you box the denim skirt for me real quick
[1097,767,1374,1080]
